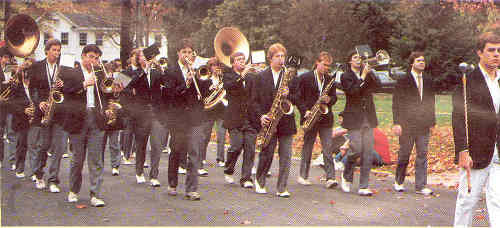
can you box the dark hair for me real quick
[477,31,500,51]
[82,44,102,56]
[74,61,81,68]
[44,39,62,52]
[230,52,245,64]
[176,38,194,53]
[408,51,425,65]
[347,49,357,62]
[0,46,12,58]
[313,51,333,70]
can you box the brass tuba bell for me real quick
[214,27,250,68]
[5,14,40,57]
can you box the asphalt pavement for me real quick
[1,143,490,226]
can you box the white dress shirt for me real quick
[82,66,96,108]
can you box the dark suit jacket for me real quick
[392,71,436,133]
[296,71,337,128]
[61,66,114,134]
[27,59,67,126]
[222,69,257,130]
[126,67,167,123]
[340,68,379,130]
[164,63,210,128]
[250,68,298,136]
[452,68,499,169]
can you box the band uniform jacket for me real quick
[452,67,499,169]
[60,66,116,134]
[222,70,257,130]
[296,71,337,128]
[164,63,210,128]
[250,67,298,136]
[27,59,68,126]
[340,68,380,130]
[392,70,436,134]
[8,78,31,131]
[126,67,167,123]
[0,68,7,126]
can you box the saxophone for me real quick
[41,67,64,126]
[302,73,337,132]
[255,64,298,153]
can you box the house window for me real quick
[96,33,103,46]
[79,33,87,46]
[154,34,162,45]
[61,32,69,45]
[43,32,51,45]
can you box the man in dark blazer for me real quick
[296,51,337,188]
[125,48,167,187]
[339,50,380,196]
[392,51,435,195]
[251,43,297,198]
[27,39,68,193]
[62,44,118,207]
[165,38,210,200]
[453,31,500,227]
[222,52,257,188]
[0,47,13,168]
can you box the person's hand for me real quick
[112,82,124,93]
[304,110,312,119]
[260,114,271,127]
[319,95,331,104]
[39,101,49,113]
[83,77,95,88]
[392,125,402,136]
[458,150,473,170]
[361,65,372,80]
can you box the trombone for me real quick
[184,54,204,100]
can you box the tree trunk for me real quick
[120,0,133,67]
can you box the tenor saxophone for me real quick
[41,68,64,126]
[255,66,297,153]
[302,74,337,132]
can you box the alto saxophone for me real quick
[302,73,337,132]
[255,66,298,153]
[41,68,64,126]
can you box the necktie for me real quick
[417,75,423,100]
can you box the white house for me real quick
[33,12,168,67]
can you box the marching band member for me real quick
[166,38,211,200]
[453,31,500,227]
[339,50,381,196]
[251,43,298,198]
[125,47,166,187]
[222,52,257,188]
[27,39,68,193]
[296,51,338,188]
[63,44,121,206]
[0,47,17,170]
[392,51,435,195]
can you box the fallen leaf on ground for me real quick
[329,200,335,205]
[474,214,485,220]
[76,204,87,209]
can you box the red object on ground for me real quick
[373,128,391,164]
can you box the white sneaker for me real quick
[31,175,37,182]
[15,172,25,178]
[393,182,405,192]
[267,170,272,176]
[198,169,208,176]
[10,164,16,171]
[67,192,78,203]
[334,159,344,171]
[112,168,120,176]
[217,161,225,167]
[35,179,46,189]
[162,147,171,154]
[312,156,325,167]
[251,167,257,175]
[416,187,433,196]
[178,167,187,174]
[358,188,373,196]
[276,190,291,198]
[90,197,105,207]
[297,176,312,186]
[122,158,133,165]
[242,181,253,188]
[254,180,267,194]
[224,174,234,184]
[136,174,146,184]
[340,173,351,193]
[62,153,69,158]
[202,160,207,165]
[49,184,61,193]
[325,179,338,189]
[150,179,161,187]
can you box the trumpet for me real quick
[362,50,390,69]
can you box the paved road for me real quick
[1,143,490,226]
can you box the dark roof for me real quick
[61,13,118,29]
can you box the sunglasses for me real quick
[486,48,500,53]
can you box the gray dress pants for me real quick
[255,134,293,193]
[343,118,373,189]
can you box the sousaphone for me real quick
[204,27,250,110]
[5,14,40,57]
